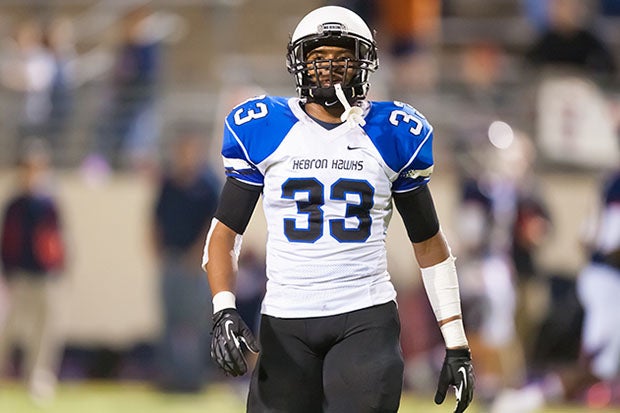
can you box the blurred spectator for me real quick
[398,285,443,395]
[232,248,266,377]
[0,15,111,167]
[511,190,552,365]
[327,0,376,24]
[40,16,76,163]
[521,0,551,32]
[234,249,265,336]
[449,39,517,179]
[151,124,221,392]
[0,20,55,154]
[37,17,76,164]
[526,0,620,168]
[600,0,620,17]
[94,5,161,171]
[88,4,184,172]
[454,132,550,403]
[454,40,514,114]
[491,168,620,413]
[524,0,617,82]
[380,0,442,93]
[0,138,66,404]
[328,0,441,94]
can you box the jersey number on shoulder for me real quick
[389,109,423,136]
[233,97,268,125]
[281,178,374,243]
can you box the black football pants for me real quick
[246,301,404,413]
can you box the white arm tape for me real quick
[213,291,237,313]
[440,319,469,348]
[420,255,462,320]
[201,217,243,271]
[421,255,468,347]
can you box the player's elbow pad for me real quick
[214,177,262,235]
[394,185,440,243]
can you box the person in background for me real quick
[203,6,474,412]
[0,20,55,159]
[89,4,184,172]
[328,0,442,94]
[524,0,617,81]
[231,248,266,377]
[600,0,620,16]
[0,138,66,404]
[234,249,266,340]
[151,124,221,392]
[40,16,76,163]
[455,133,551,404]
[0,15,112,168]
[520,0,552,32]
[491,168,620,412]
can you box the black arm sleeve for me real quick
[214,177,262,234]
[393,185,440,243]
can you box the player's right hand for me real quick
[211,308,260,376]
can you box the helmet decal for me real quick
[317,22,348,34]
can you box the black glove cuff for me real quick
[446,348,471,359]
[213,308,237,323]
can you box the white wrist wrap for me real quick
[440,319,469,348]
[421,255,468,347]
[213,291,236,313]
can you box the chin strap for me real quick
[334,84,366,127]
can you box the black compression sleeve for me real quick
[393,185,440,243]
[214,177,262,234]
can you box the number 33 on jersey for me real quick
[221,95,434,317]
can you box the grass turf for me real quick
[0,380,617,413]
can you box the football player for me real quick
[203,6,475,413]
[491,169,620,413]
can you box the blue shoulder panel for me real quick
[222,96,298,184]
[223,96,297,164]
[362,101,435,192]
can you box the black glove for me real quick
[434,348,475,413]
[211,308,260,376]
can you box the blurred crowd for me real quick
[0,0,618,410]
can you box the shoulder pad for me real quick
[363,101,434,173]
[224,96,297,164]
[227,95,285,125]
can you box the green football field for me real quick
[0,381,616,413]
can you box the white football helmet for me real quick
[286,6,378,105]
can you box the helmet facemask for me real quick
[287,31,378,107]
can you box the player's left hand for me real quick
[434,348,475,413]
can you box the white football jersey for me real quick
[222,96,434,318]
